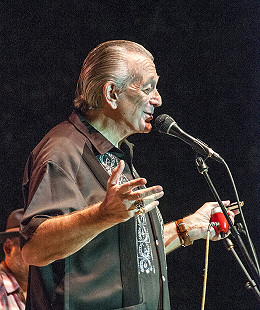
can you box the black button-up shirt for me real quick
[21,110,170,310]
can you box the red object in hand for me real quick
[210,206,229,234]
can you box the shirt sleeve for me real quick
[20,160,88,247]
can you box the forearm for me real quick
[164,221,181,253]
[22,161,165,267]
[22,202,116,266]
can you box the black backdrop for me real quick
[1,1,259,309]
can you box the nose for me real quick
[150,88,162,107]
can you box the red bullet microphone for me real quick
[210,206,229,237]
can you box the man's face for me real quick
[4,237,29,276]
[115,53,162,135]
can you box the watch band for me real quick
[175,219,194,247]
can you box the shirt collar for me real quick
[0,262,20,294]
[68,110,134,159]
[68,110,114,155]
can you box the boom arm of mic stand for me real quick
[195,157,260,289]
[224,238,260,302]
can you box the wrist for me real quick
[182,214,206,241]
[175,218,194,247]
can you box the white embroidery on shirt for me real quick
[97,152,155,274]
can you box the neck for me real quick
[86,111,133,147]
[14,274,28,292]
[3,260,28,292]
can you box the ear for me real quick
[103,82,119,110]
[3,238,13,256]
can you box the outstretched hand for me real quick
[99,160,164,224]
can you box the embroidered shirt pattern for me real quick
[97,152,155,274]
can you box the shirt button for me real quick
[155,240,159,246]
[162,275,166,282]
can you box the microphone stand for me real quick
[195,156,260,301]
[224,238,260,301]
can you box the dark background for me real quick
[0,1,259,309]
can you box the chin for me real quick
[143,123,152,133]
[135,120,152,134]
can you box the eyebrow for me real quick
[143,75,160,86]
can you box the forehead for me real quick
[127,52,159,82]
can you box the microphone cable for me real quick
[201,222,220,310]
[221,158,260,276]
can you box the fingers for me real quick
[118,178,148,193]
[128,186,164,212]
[108,160,125,186]
[233,209,240,215]
[125,185,164,215]
[107,161,162,199]
[121,183,164,217]
[227,210,236,224]
[123,185,164,201]
[107,161,147,190]
[106,160,164,219]
[209,200,230,209]
[133,200,160,216]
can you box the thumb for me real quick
[108,160,125,187]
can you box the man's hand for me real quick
[164,200,239,254]
[99,160,164,223]
[184,201,239,242]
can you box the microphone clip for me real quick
[196,157,209,174]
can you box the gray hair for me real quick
[74,40,153,113]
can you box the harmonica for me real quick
[227,201,244,211]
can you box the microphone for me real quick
[155,114,224,163]
[210,206,229,238]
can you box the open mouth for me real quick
[144,112,153,121]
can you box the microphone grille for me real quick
[155,114,175,133]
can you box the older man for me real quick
[21,40,235,310]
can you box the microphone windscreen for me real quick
[155,114,175,133]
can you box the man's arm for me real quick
[22,161,164,266]
[164,201,236,254]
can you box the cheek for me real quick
[126,90,145,107]
[135,97,148,117]
[12,246,22,259]
[124,99,143,120]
